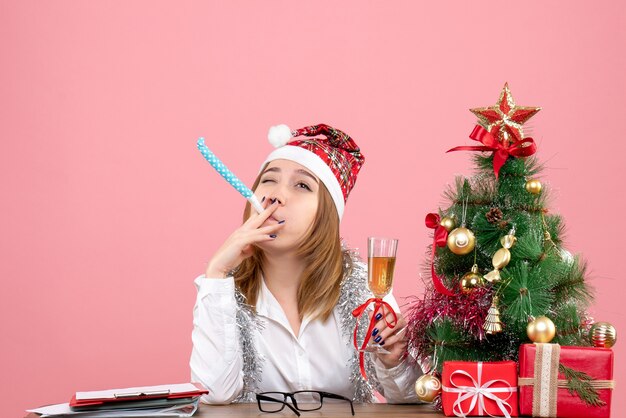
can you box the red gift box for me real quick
[519,344,614,417]
[442,360,518,417]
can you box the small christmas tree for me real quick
[407,83,594,373]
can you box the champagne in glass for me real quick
[358,237,399,354]
[368,237,398,298]
[368,256,396,298]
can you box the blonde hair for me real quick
[233,165,350,322]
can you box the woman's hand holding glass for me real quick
[367,309,408,368]
[205,198,285,278]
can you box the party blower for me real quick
[197,138,265,213]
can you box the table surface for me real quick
[193,403,442,417]
[24,403,443,418]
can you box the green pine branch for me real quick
[551,256,594,307]
[551,303,589,346]
[513,228,548,264]
[473,154,543,179]
[472,208,532,256]
[498,262,554,332]
[543,214,565,247]
[427,320,480,372]
[443,177,470,205]
[559,363,606,407]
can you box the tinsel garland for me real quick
[338,248,383,402]
[233,287,265,403]
[231,246,383,403]
[406,286,492,367]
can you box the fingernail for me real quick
[269,234,277,238]
[278,220,285,224]
[372,328,379,336]
[374,336,382,343]
[261,196,266,203]
[379,340,385,346]
[375,313,383,321]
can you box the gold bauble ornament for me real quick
[447,227,476,255]
[414,373,442,403]
[527,316,556,343]
[460,264,484,293]
[525,179,543,195]
[440,216,456,232]
[589,322,617,348]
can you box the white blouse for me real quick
[190,275,421,404]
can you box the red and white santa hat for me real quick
[262,123,365,220]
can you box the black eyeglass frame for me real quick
[256,390,355,416]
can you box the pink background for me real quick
[2,2,624,416]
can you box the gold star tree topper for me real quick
[470,83,541,144]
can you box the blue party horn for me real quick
[197,138,265,213]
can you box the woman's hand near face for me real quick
[205,199,285,278]
[368,308,408,369]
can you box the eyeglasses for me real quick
[256,390,355,416]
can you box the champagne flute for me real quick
[358,237,399,354]
[368,237,398,299]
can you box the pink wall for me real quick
[2,2,624,416]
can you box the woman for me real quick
[190,124,420,405]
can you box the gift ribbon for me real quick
[351,298,397,379]
[447,125,537,178]
[425,213,455,296]
[518,378,615,389]
[442,362,516,418]
[532,343,559,417]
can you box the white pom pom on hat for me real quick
[267,124,293,148]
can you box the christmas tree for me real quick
[406,83,594,374]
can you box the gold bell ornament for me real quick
[484,232,517,283]
[589,322,617,348]
[414,373,442,403]
[460,264,484,293]
[483,296,503,334]
[527,316,556,343]
[525,179,543,195]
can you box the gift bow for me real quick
[442,362,516,418]
[447,125,537,178]
[351,298,397,379]
[425,213,455,296]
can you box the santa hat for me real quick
[262,123,365,220]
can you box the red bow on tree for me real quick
[447,125,537,178]
[425,213,455,296]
